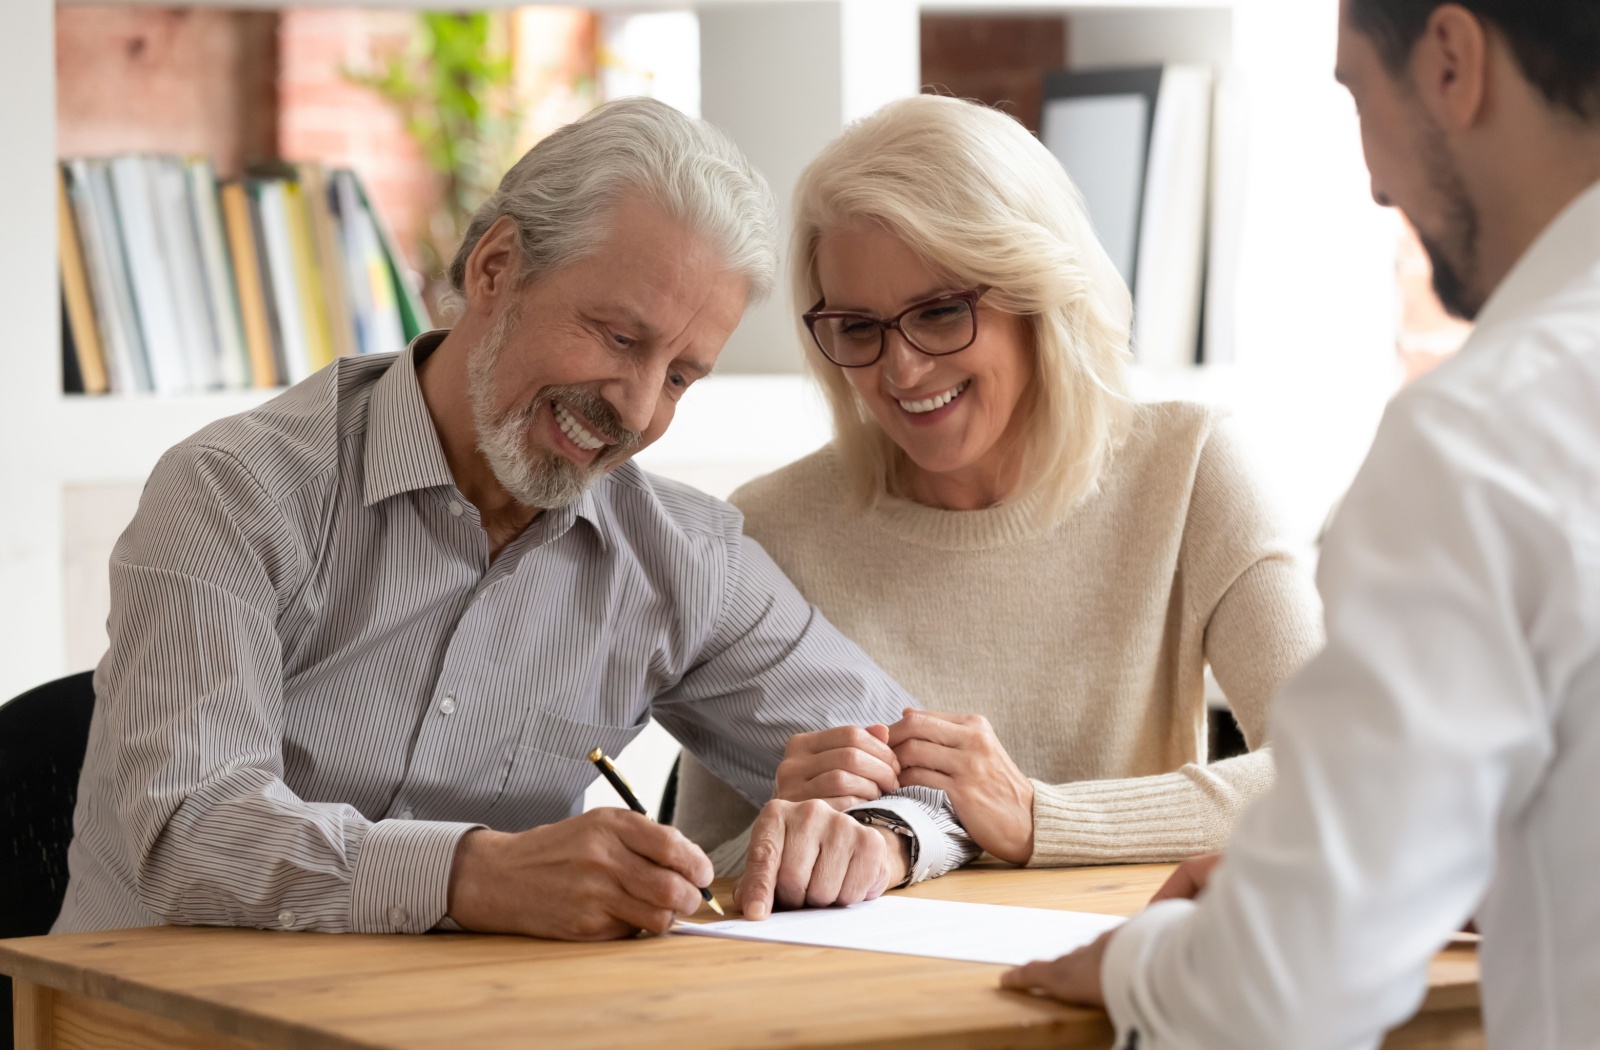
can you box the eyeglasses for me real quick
[802,287,988,368]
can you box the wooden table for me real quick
[3,865,1481,1050]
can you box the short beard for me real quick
[466,301,642,509]
[1412,114,1485,322]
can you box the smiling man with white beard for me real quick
[54,97,976,942]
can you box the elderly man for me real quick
[55,98,975,941]
[1004,1,1600,1048]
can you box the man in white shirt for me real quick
[1000,1,1600,1047]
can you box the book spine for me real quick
[255,180,312,385]
[57,165,110,395]
[186,158,251,390]
[351,172,429,342]
[150,156,222,390]
[282,179,336,372]
[108,156,190,393]
[298,163,358,362]
[220,181,280,389]
[84,160,153,393]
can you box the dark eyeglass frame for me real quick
[802,286,989,368]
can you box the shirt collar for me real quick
[361,329,611,551]
[1471,177,1600,341]
[362,331,458,507]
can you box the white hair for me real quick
[450,96,777,301]
[792,94,1134,523]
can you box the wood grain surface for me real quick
[2,864,1480,1050]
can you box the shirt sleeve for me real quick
[1099,391,1563,1049]
[86,444,479,933]
[652,533,978,881]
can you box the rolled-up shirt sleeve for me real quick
[88,444,475,933]
[652,533,978,880]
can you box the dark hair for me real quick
[1349,0,1600,120]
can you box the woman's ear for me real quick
[462,216,521,318]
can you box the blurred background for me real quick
[3,0,1471,810]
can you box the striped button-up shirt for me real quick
[55,333,974,936]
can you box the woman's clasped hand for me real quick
[776,708,1037,865]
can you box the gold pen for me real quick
[587,747,724,916]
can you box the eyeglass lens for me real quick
[813,298,976,366]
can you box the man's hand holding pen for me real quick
[446,810,714,939]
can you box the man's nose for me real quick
[601,373,658,437]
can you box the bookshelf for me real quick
[3,0,1400,710]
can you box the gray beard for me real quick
[466,303,640,509]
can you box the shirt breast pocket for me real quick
[483,707,650,831]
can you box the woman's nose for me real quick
[879,329,934,388]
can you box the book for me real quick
[219,180,281,389]
[297,164,358,362]
[148,155,221,390]
[331,169,408,358]
[283,178,337,373]
[186,158,252,390]
[77,159,153,393]
[253,178,313,385]
[58,153,427,394]
[57,167,109,395]
[354,175,429,344]
[107,155,191,393]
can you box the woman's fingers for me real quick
[891,737,968,776]
[786,725,900,772]
[896,765,956,793]
[887,709,993,750]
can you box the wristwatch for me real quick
[852,810,918,889]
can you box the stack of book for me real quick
[58,155,430,395]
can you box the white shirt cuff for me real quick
[846,795,945,883]
[1102,898,1198,1050]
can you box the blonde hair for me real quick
[792,94,1133,522]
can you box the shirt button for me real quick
[439,696,457,715]
[278,909,297,928]
[398,809,414,821]
[447,500,464,517]
[388,906,409,928]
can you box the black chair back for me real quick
[1,670,96,1050]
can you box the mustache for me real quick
[535,385,643,456]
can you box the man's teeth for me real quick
[898,381,969,414]
[553,401,606,451]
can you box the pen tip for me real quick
[586,747,603,762]
[707,896,725,917]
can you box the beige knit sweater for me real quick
[674,401,1325,866]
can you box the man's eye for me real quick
[611,332,634,348]
[668,372,687,389]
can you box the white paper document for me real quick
[675,896,1126,967]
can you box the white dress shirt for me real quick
[1101,179,1600,1049]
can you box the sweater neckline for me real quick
[864,487,1057,550]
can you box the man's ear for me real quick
[462,216,521,317]
[1413,4,1490,132]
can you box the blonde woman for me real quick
[674,94,1323,869]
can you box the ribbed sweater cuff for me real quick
[1027,771,1235,867]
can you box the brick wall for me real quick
[56,7,278,177]
[920,15,1068,133]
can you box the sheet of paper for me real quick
[675,896,1125,967]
